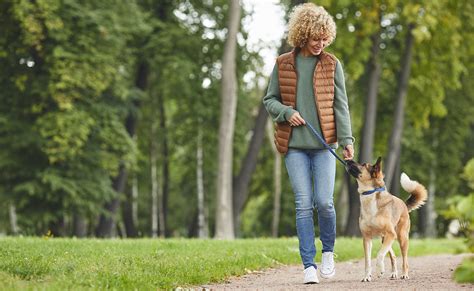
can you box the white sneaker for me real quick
[320,252,336,279]
[303,266,319,284]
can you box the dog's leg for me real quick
[388,247,398,279]
[399,232,409,279]
[379,237,386,277]
[397,217,410,279]
[362,236,373,282]
[375,232,395,278]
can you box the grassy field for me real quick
[0,237,466,289]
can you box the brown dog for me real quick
[346,158,427,282]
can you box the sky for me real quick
[242,0,286,76]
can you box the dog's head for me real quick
[346,157,385,188]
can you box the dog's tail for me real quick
[400,173,428,212]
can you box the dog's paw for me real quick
[375,265,384,278]
[400,274,409,280]
[390,272,398,279]
[361,275,372,282]
[376,259,385,276]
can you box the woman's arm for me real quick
[334,60,355,149]
[263,62,296,122]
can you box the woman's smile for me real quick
[302,36,329,56]
[311,46,322,54]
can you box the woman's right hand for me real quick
[288,111,306,127]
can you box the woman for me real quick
[263,3,354,284]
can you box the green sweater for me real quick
[263,53,354,150]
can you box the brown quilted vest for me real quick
[274,48,337,154]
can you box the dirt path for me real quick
[201,254,472,290]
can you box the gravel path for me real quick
[201,254,472,290]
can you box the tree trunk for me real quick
[117,220,126,238]
[419,138,437,237]
[344,171,361,236]
[9,203,19,235]
[95,165,128,237]
[197,125,209,238]
[359,32,381,164]
[425,165,437,236]
[390,147,401,196]
[336,173,349,233]
[215,0,241,239]
[49,215,66,237]
[72,212,87,238]
[187,211,198,237]
[384,24,415,189]
[231,0,303,237]
[233,104,268,235]
[272,153,282,237]
[157,93,169,237]
[123,129,139,238]
[345,29,382,236]
[124,61,147,236]
[132,173,138,228]
[150,122,159,238]
[95,60,147,238]
[266,120,282,237]
[122,185,138,237]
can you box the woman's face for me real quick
[304,35,330,56]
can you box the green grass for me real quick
[0,237,466,290]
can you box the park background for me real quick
[1,0,473,250]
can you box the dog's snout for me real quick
[346,160,362,178]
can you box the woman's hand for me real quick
[343,144,354,160]
[288,112,306,126]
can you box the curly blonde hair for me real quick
[287,3,337,48]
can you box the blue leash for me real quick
[305,122,348,167]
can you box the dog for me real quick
[346,157,427,282]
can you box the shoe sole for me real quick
[304,281,319,284]
[320,269,335,279]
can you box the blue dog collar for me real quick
[362,187,386,196]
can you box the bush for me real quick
[442,159,474,283]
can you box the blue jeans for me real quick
[285,149,336,269]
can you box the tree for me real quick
[266,120,282,237]
[215,0,241,239]
[232,0,305,236]
[384,23,415,189]
[196,124,209,238]
[0,0,146,236]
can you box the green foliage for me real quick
[319,0,381,80]
[0,0,147,232]
[0,0,472,239]
[131,0,260,237]
[442,159,474,253]
[441,159,474,284]
[443,194,474,247]
[454,257,474,283]
[406,1,465,129]
[463,159,474,189]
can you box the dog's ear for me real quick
[372,157,382,177]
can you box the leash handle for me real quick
[305,122,347,167]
